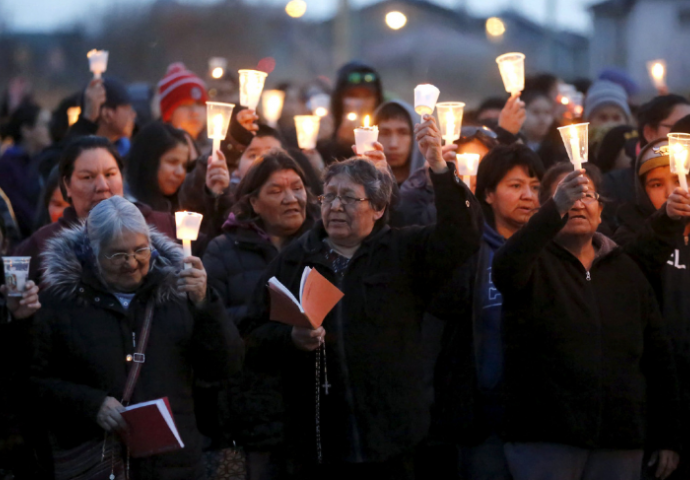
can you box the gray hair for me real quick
[87,196,150,260]
[323,158,394,212]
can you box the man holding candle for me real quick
[614,138,690,479]
[373,100,426,186]
[68,77,136,157]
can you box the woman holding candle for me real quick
[241,115,481,479]
[493,162,685,480]
[126,121,233,241]
[32,196,243,479]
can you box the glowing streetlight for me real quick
[486,17,506,38]
[386,11,407,30]
[286,0,307,18]
[209,57,227,79]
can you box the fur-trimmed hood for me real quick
[41,222,185,304]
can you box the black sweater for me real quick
[493,198,680,452]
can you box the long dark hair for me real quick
[125,121,189,212]
[232,149,317,222]
[59,136,123,203]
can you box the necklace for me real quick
[315,337,330,463]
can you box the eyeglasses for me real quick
[579,192,600,205]
[104,247,152,266]
[347,72,377,84]
[318,193,369,206]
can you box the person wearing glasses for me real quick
[493,162,687,480]
[14,136,176,284]
[31,196,243,479]
[240,115,481,479]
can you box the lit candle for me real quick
[261,90,285,128]
[436,102,465,146]
[496,52,525,95]
[354,117,379,155]
[456,153,480,188]
[676,148,689,191]
[67,106,81,126]
[668,133,690,191]
[445,111,455,146]
[295,115,321,150]
[558,123,589,174]
[414,84,441,120]
[206,101,235,161]
[175,211,204,269]
[87,49,109,79]
[239,69,268,111]
[648,60,667,89]
[569,126,582,172]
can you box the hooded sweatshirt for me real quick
[614,142,690,450]
[373,99,426,183]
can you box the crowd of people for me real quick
[1,55,690,480]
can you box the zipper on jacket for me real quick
[586,271,591,281]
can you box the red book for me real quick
[120,397,184,458]
[268,266,344,329]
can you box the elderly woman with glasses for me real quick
[31,196,243,480]
[241,115,482,479]
[492,162,688,480]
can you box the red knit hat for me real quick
[158,62,209,122]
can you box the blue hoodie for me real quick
[474,222,506,392]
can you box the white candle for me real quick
[414,84,441,120]
[175,211,204,269]
[445,110,455,146]
[87,49,109,79]
[676,148,689,191]
[570,128,582,172]
[239,70,268,111]
[295,115,321,150]
[206,102,235,162]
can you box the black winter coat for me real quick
[31,226,244,480]
[493,198,681,451]
[202,214,313,449]
[240,166,482,465]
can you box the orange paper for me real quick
[268,267,344,329]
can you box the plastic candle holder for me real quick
[668,133,690,191]
[436,102,466,146]
[87,50,109,79]
[261,90,285,127]
[455,154,480,188]
[206,101,235,161]
[175,212,204,269]
[354,116,379,155]
[414,84,441,119]
[239,70,268,111]
[294,115,321,150]
[496,52,525,95]
[647,60,667,89]
[558,122,589,172]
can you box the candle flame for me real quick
[363,115,370,128]
[561,97,570,105]
[652,63,665,80]
[315,107,328,117]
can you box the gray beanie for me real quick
[584,80,631,122]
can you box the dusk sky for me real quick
[3,0,601,34]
